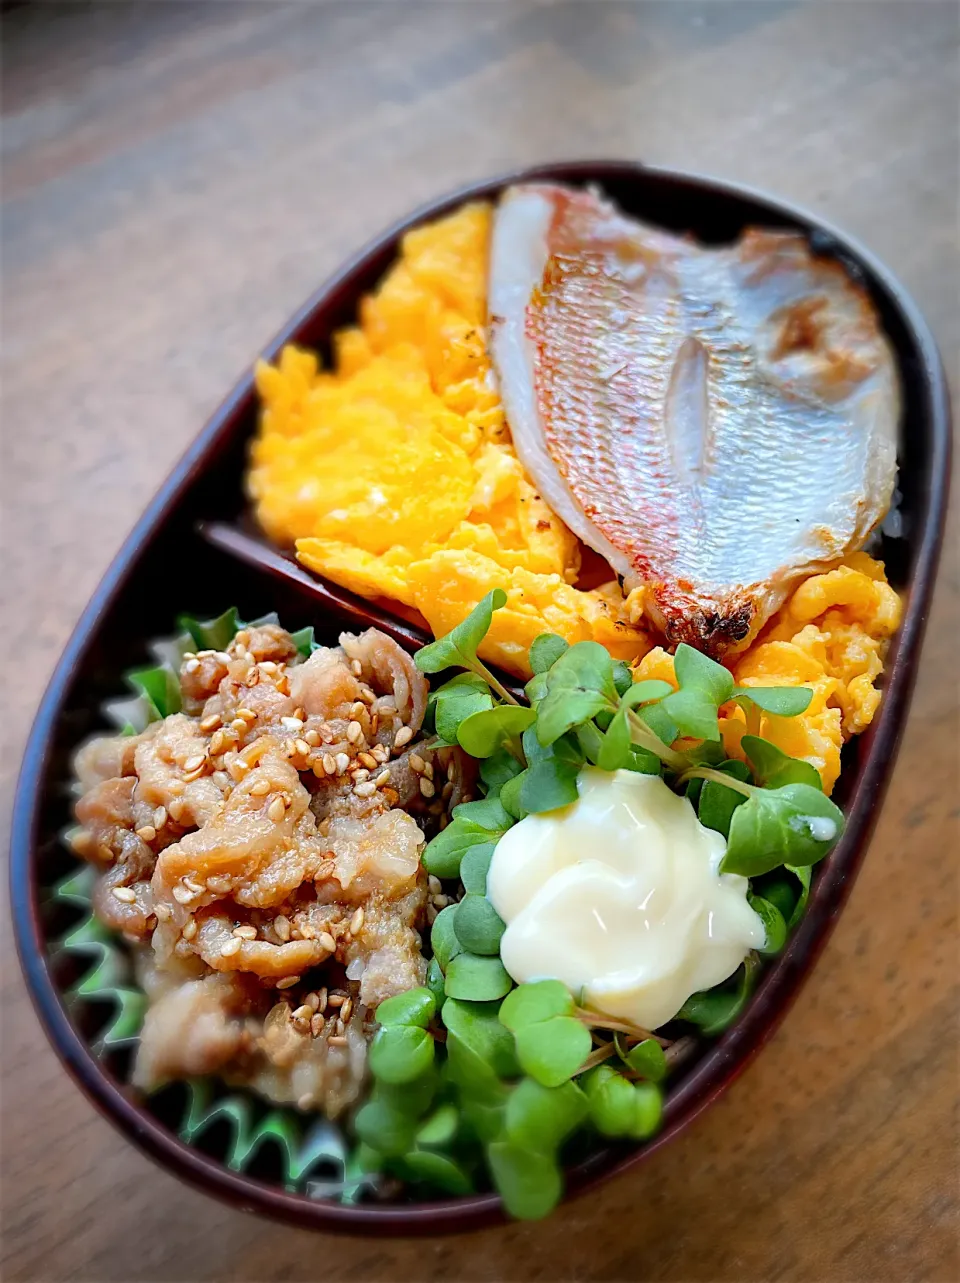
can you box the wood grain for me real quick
[2,3,957,1280]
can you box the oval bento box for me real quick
[11,161,951,1234]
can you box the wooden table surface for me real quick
[2,3,957,1280]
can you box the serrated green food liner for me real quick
[50,609,368,1201]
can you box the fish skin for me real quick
[488,183,899,656]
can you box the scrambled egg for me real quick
[249,205,901,786]
[633,553,902,793]
[249,204,652,677]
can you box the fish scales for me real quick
[489,184,899,656]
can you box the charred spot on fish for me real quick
[771,297,830,360]
[536,520,551,531]
[714,605,753,644]
[764,291,878,393]
[660,602,755,658]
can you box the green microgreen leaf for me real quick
[636,701,680,748]
[514,1017,592,1087]
[721,783,844,877]
[522,726,584,768]
[741,735,823,790]
[697,759,751,837]
[460,843,495,895]
[453,894,506,956]
[500,980,574,1030]
[422,828,482,880]
[518,758,580,814]
[392,1150,473,1195]
[354,1098,418,1157]
[674,642,736,704]
[521,725,546,766]
[480,750,523,798]
[444,953,514,1002]
[462,1098,508,1144]
[630,1081,663,1139]
[596,707,661,774]
[455,796,513,829]
[414,589,506,674]
[444,1031,511,1105]
[618,1036,668,1082]
[524,670,550,705]
[659,644,734,742]
[430,904,462,971]
[375,1066,439,1120]
[660,687,722,742]
[596,707,632,772]
[785,864,813,927]
[751,872,794,922]
[620,679,675,709]
[529,633,569,674]
[575,720,605,765]
[441,998,519,1079]
[415,1103,460,1148]
[375,987,436,1029]
[505,1078,588,1154]
[426,957,446,1006]
[629,747,668,776]
[499,771,528,820]
[582,1064,635,1137]
[413,588,519,705]
[488,1142,563,1221]
[535,642,618,746]
[612,660,634,697]
[677,954,760,1035]
[355,1141,385,1173]
[536,689,612,748]
[430,673,494,745]
[733,685,814,717]
[685,740,727,766]
[422,797,513,879]
[748,893,788,955]
[368,1024,435,1084]
[457,705,536,758]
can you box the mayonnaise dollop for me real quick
[487,767,765,1030]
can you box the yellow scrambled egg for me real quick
[248,203,652,677]
[249,204,900,789]
[633,553,902,794]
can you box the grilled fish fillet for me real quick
[488,183,899,655]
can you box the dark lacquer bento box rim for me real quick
[10,160,951,1236]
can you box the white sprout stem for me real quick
[677,766,755,798]
[740,697,762,738]
[625,710,687,771]
[575,1009,671,1048]
[580,1043,617,1072]
[471,660,520,706]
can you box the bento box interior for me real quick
[17,162,947,1228]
